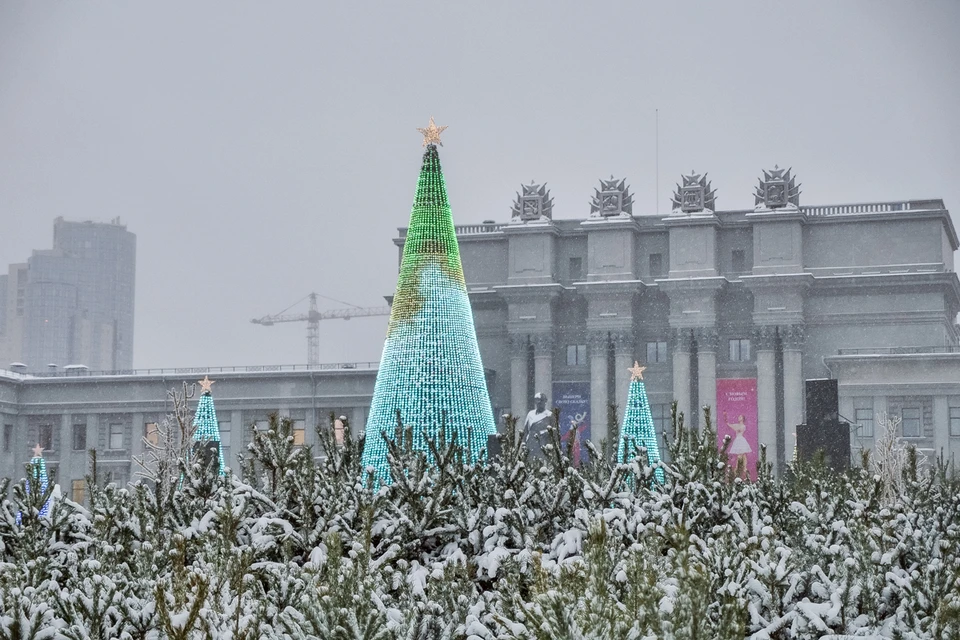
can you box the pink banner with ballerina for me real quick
[716,378,758,480]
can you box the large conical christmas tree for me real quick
[361,119,496,483]
[617,361,665,483]
[192,375,225,476]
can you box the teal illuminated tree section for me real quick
[361,138,496,484]
[617,362,665,483]
[19,444,50,523]
[192,376,225,476]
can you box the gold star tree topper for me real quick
[628,361,647,381]
[32,443,44,457]
[198,375,215,393]
[417,116,447,147]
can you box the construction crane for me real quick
[251,293,391,365]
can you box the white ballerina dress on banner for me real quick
[727,418,752,454]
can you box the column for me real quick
[131,412,145,471]
[933,396,949,461]
[59,413,74,487]
[696,328,718,430]
[228,410,242,473]
[531,333,554,405]
[588,331,609,444]
[509,335,529,420]
[18,415,31,461]
[781,325,805,467]
[671,329,692,426]
[351,406,367,438]
[86,412,99,453]
[84,413,99,483]
[611,331,634,419]
[754,326,777,473]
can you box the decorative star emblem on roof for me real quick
[417,116,447,147]
[628,361,646,381]
[32,443,43,457]
[198,375,215,393]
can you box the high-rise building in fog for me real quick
[0,218,136,372]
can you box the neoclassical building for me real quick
[396,167,960,472]
[1,168,958,489]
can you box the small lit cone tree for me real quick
[191,375,225,476]
[18,443,51,523]
[361,119,496,484]
[616,361,665,483]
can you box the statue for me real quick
[511,181,555,222]
[754,165,801,209]
[522,392,554,456]
[670,170,717,214]
[589,176,634,218]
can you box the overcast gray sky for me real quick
[1,1,958,368]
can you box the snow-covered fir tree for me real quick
[0,392,958,639]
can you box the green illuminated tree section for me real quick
[361,140,495,484]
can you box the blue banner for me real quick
[552,381,591,465]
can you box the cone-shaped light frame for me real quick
[362,144,495,483]
[19,455,50,523]
[192,391,225,476]
[618,377,665,482]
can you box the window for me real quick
[649,253,664,277]
[102,470,125,486]
[646,341,668,364]
[854,406,874,438]
[729,338,751,362]
[255,419,270,432]
[109,423,124,450]
[901,407,921,438]
[651,404,670,434]
[38,424,53,451]
[144,422,159,447]
[951,407,960,437]
[219,421,232,447]
[569,257,583,281]
[219,420,232,469]
[732,249,746,273]
[72,479,85,504]
[72,423,86,450]
[3,424,11,452]
[566,344,587,366]
[292,419,306,446]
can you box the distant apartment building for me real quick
[0,218,136,373]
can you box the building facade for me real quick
[0,217,136,373]
[395,168,960,473]
[0,363,378,501]
[1,169,958,489]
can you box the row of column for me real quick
[672,324,804,472]
[509,329,636,443]
[510,323,806,473]
[509,334,556,419]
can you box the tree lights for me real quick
[361,131,496,484]
[192,375,225,476]
[617,361,665,482]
